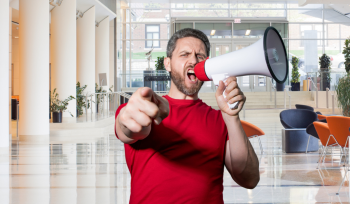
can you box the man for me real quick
[115,28,260,204]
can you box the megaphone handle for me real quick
[223,90,239,110]
[212,74,239,110]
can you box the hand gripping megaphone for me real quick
[194,27,288,109]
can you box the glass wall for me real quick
[119,2,350,89]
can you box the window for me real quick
[300,24,327,47]
[145,25,160,48]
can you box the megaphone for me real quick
[194,26,288,109]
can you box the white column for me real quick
[19,0,49,136]
[77,7,95,96]
[96,17,109,91]
[50,0,76,117]
[109,19,114,92]
[0,0,10,147]
[0,3,10,204]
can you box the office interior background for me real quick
[1,0,350,203]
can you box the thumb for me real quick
[140,87,155,102]
[215,80,226,98]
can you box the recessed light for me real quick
[14,36,19,38]
[210,30,216,35]
[245,30,251,36]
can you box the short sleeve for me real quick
[114,103,127,139]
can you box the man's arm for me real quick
[223,115,259,189]
[115,87,169,144]
[215,78,260,189]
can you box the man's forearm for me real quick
[223,113,260,186]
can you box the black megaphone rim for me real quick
[263,26,289,84]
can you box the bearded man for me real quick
[115,28,260,204]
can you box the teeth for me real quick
[188,70,195,74]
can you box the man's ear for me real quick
[164,57,171,72]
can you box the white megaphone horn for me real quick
[194,27,289,109]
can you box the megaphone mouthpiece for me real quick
[194,60,210,81]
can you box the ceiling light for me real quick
[14,36,19,38]
[245,30,251,36]
[210,30,216,35]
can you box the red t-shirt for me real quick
[115,95,228,204]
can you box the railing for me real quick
[270,79,277,109]
[76,91,132,122]
[308,76,319,108]
[118,70,170,90]
[284,85,291,109]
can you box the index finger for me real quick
[139,87,158,103]
[224,76,237,86]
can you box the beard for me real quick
[170,66,204,96]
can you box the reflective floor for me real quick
[1,112,350,204]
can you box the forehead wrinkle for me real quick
[174,37,206,56]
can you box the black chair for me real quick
[306,119,327,139]
[295,104,314,112]
[280,109,319,153]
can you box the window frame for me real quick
[299,24,328,47]
[145,24,161,48]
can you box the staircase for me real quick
[198,91,315,109]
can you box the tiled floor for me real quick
[1,111,350,204]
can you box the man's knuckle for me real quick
[150,108,159,117]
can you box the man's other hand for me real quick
[215,76,246,117]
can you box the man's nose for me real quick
[188,53,198,66]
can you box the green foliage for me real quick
[95,83,114,105]
[335,73,350,117]
[319,54,332,69]
[50,88,75,117]
[155,56,165,71]
[319,54,332,87]
[343,37,350,73]
[155,56,169,89]
[76,82,89,117]
[291,56,300,83]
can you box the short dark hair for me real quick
[166,28,210,58]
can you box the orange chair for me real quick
[241,120,265,155]
[313,122,337,168]
[325,116,350,194]
[11,95,19,102]
[317,114,327,121]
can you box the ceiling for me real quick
[122,0,350,18]
[9,0,116,23]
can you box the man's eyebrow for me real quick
[179,50,191,54]
[179,50,206,57]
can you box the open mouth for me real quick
[187,69,198,82]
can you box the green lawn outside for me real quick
[123,52,167,60]
[289,50,341,58]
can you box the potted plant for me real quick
[291,56,301,91]
[319,54,332,91]
[95,83,113,113]
[50,88,75,123]
[155,56,168,91]
[335,73,350,117]
[343,36,350,73]
[76,82,90,117]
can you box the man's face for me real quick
[165,37,207,96]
